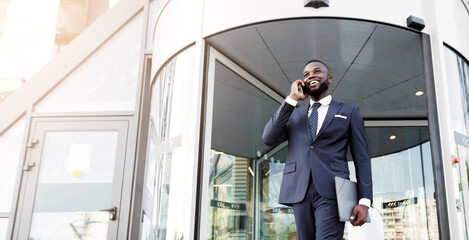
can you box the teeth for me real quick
[310,81,318,85]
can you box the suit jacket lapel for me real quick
[315,100,342,141]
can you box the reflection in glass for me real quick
[257,147,297,239]
[0,118,25,212]
[444,47,469,240]
[346,127,437,239]
[141,51,177,240]
[54,0,124,54]
[29,212,109,240]
[207,151,253,239]
[28,130,118,239]
[366,139,438,240]
[35,13,143,112]
[141,47,197,240]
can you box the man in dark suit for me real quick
[262,60,372,239]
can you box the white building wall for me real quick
[432,0,469,59]
[202,0,429,36]
[151,0,199,76]
[152,0,434,80]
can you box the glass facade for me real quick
[34,13,143,113]
[54,0,123,54]
[141,46,197,240]
[0,0,126,103]
[0,117,25,240]
[0,118,25,213]
[444,46,469,240]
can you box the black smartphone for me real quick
[301,85,309,95]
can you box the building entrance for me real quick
[201,17,440,239]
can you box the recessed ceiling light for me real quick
[415,91,424,96]
[390,135,396,140]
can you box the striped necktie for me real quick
[309,102,321,141]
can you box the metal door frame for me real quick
[197,46,285,240]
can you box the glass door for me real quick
[256,145,296,240]
[255,124,439,240]
[359,125,437,240]
[16,119,128,239]
[201,48,284,240]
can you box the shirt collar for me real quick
[310,95,332,108]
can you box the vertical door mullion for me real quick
[16,122,47,239]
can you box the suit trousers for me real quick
[292,172,344,240]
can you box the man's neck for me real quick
[311,93,331,102]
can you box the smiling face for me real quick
[303,61,332,101]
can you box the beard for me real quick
[308,80,330,98]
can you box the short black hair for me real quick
[304,59,331,76]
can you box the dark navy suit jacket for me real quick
[262,99,373,206]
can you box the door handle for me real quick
[100,206,118,221]
[23,162,35,171]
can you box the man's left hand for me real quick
[349,205,368,226]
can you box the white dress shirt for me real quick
[285,95,331,135]
[285,95,371,208]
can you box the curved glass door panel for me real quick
[140,46,198,240]
[257,147,297,239]
[256,127,437,240]
[203,55,281,240]
[444,46,469,240]
[206,150,254,239]
[353,128,437,240]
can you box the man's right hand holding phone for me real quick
[289,80,309,101]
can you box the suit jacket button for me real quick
[310,145,314,149]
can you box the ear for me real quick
[327,75,333,84]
